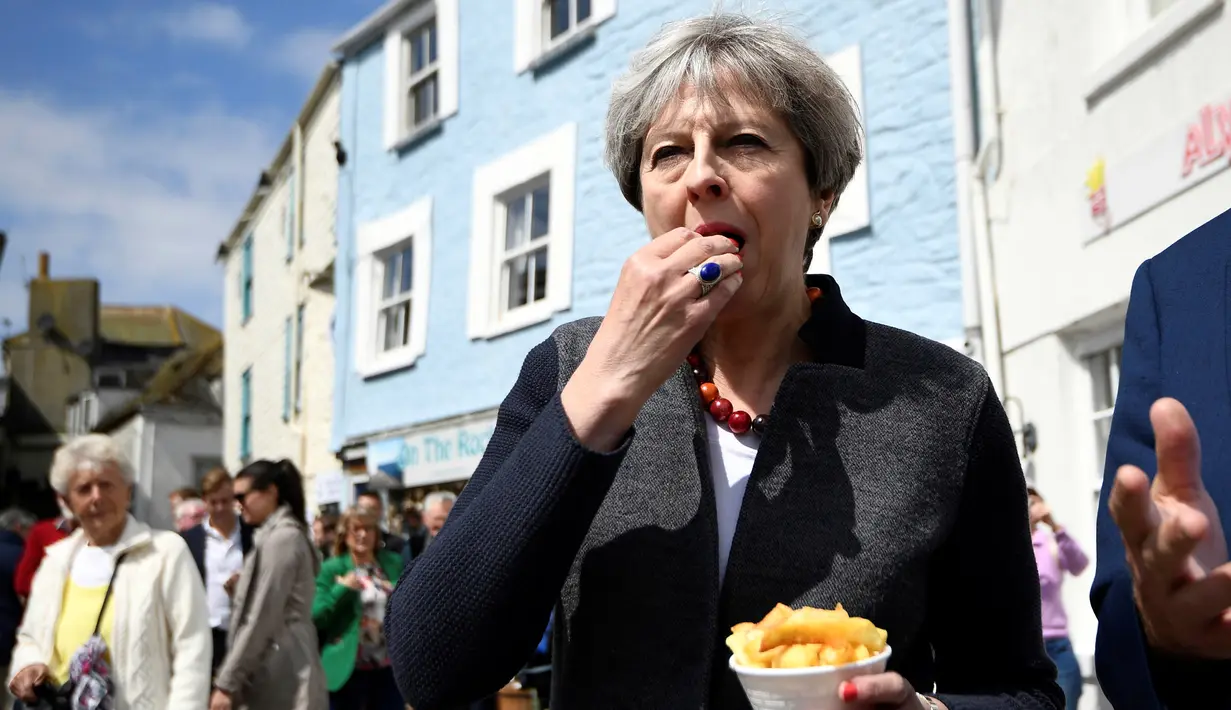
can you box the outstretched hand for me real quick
[1110,397,1231,658]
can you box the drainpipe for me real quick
[948,0,984,361]
[948,0,1006,397]
[970,0,1007,400]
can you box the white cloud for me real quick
[78,4,335,81]
[0,91,276,332]
[267,28,339,82]
[160,2,253,49]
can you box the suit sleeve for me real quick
[385,337,633,709]
[929,378,1065,710]
[1092,259,1231,709]
[179,527,206,584]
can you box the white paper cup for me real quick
[729,646,892,710]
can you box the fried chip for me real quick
[726,603,888,669]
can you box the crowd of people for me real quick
[0,435,468,710]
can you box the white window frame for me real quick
[496,178,552,315]
[806,43,870,277]
[514,0,616,73]
[1073,325,1125,503]
[1084,0,1223,103]
[293,303,304,415]
[383,0,459,152]
[354,196,433,378]
[375,247,415,353]
[467,123,576,339]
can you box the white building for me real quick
[218,64,342,515]
[971,0,1231,706]
[82,343,226,531]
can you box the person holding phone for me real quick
[1028,487,1089,710]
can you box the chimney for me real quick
[38,252,49,279]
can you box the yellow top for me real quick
[50,579,115,685]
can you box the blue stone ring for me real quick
[688,261,723,297]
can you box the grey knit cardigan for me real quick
[387,274,1063,710]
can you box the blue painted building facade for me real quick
[330,0,964,494]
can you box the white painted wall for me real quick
[299,84,342,512]
[222,79,340,515]
[985,2,1231,707]
[989,0,1231,349]
[115,410,222,531]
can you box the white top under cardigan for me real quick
[706,417,759,587]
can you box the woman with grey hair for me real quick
[388,13,1061,710]
[7,434,211,709]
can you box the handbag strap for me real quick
[93,550,129,637]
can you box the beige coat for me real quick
[215,505,326,710]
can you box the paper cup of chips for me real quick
[726,603,893,710]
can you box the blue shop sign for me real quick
[365,411,497,488]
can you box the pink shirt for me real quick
[1032,527,1089,639]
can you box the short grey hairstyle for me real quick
[605,13,864,268]
[49,434,135,497]
[423,490,457,513]
[176,498,208,519]
[0,508,36,532]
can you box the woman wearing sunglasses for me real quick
[210,459,326,710]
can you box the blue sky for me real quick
[0,0,382,342]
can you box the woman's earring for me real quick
[811,213,824,228]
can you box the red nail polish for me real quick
[839,681,858,702]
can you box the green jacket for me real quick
[312,550,403,691]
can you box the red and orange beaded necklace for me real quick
[688,286,824,436]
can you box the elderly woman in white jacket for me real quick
[6,434,211,709]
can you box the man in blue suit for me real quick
[1095,205,1231,709]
